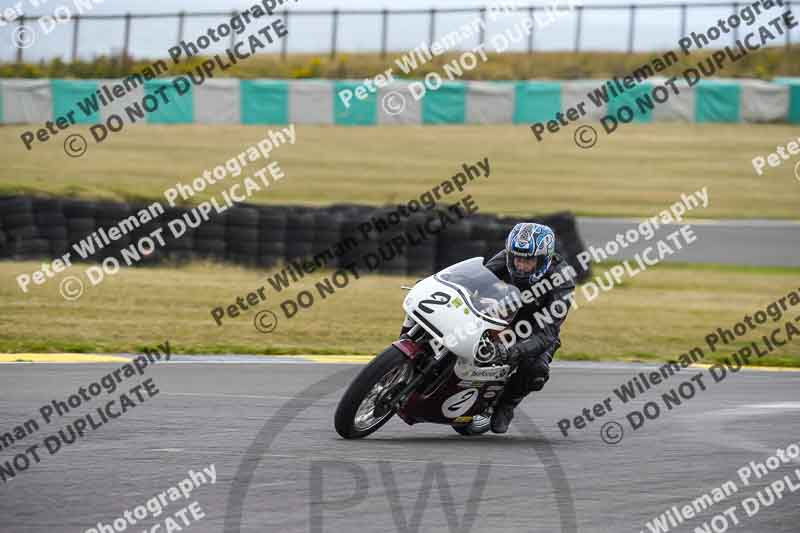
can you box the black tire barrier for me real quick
[195,221,225,240]
[66,217,95,234]
[228,239,259,255]
[227,206,260,227]
[286,212,314,243]
[0,197,32,216]
[259,215,287,243]
[194,238,227,257]
[49,239,69,257]
[35,212,66,227]
[227,226,258,243]
[39,226,68,240]
[0,196,590,282]
[32,197,63,214]
[259,241,285,257]
[5,225,36,240]
[63,199,95,218]
[3,212,35,230]
[285,241,313,261]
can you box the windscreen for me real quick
[436,258,522,322]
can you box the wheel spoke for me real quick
[352,363,410,431]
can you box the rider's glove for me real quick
[494,340,511,363]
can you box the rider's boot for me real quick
[491,371,547,433]
[491,396,522,434]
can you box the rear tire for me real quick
[334,346,411,439]
[452,415,491,436]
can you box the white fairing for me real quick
[402,258,519,382]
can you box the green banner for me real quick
[422,81,466,124]
[51,79,100,124]
[513,82,561,124]
[607,82,654,123]
[696,81,741,123]
[334,81,377,125]
[241,80,289,125]
[144,80,194,124]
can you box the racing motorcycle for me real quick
[334,257,523,439]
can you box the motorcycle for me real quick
[334,257,523,439]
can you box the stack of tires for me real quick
[373,206,408,275]
[94,202,132,261]
[258,207,287,268]
[0,197,47,259]
[338,208,376,274]
[226,206,259,266]
[312,209,343,269]
[543,212,589,281]
[284,210,314,265]
[32,198,68,258]
[0,195,590,282]
[193,210,226,261]
[0,210,6,259]
[405,211,437,275]
[435,212,485,270]
[63,199,96,262]
[161,207,195,263]
[479,217,507,263]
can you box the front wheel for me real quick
[334,346,412,439]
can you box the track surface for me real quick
[1,360,799,533]
[577,218,800,267]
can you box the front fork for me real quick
[380,324,445,411]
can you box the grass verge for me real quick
[2,123,799,219]
[1,259,798,367]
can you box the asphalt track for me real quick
[1,358,799,533]
[576,218,800,267]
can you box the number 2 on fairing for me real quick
[441,388,479,418]
[418,292,451,314]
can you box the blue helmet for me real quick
[505,222,556,284]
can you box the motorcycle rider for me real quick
[484,222,576,433]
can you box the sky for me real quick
[0,0,796,62]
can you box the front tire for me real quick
[334,346,411,439]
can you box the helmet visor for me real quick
[508,253,544,279]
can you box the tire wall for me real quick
[0,197,590,282]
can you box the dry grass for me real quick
[1,260,798,366]
[4,48,799,80]
[1,123,799,219]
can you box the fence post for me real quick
[177,11,185,45]
[72,14,80,62]
[575,5,583,53]
[627,5,636,53]
[230,11,237,51]
[786,1,792,48]
[381,9,388,59]
[528,7,534,53]
[680,3,687,39]
[330,9,338,59]
[16,15,25,64]
[429,8,436,47]
[282,11,289,61]
[122,13,131,72]
[479,7,486,47]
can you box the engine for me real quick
[474,331,508,367]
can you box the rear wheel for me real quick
[452,415,491,436]
[334,346,412,439]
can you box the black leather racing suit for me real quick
[484,250,576,404]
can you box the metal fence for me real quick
[7,2,796,65]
